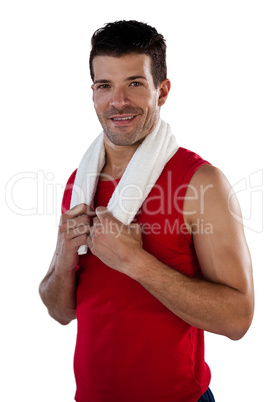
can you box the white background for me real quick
[1,1,267,401]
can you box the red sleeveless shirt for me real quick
[62,147,211,402]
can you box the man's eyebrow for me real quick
[125,75,148,81]
[93,76,148,85]
[93,79,111,85]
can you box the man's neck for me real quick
[100,137,142,181]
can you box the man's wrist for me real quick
[124,248,156,282]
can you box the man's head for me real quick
[89,20,167,89]
[90,21,170,147]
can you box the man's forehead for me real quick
[92,53,153,81]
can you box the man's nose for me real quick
[110,87,130,108]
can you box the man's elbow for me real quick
[227,320,252,341]
[39,282,76,325]
[227,299,254,341]
[48,308,76,326]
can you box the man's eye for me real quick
[97,84,110,89]
[130,82,142,87]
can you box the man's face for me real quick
[91,53,169,147]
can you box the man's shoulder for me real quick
[189,163,226,188]
[165,147,211,184]
[172,147,210,167]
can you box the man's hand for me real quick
[55,203,93,273]
[88,206,143,275]
[39,204,95,325]
[39,203,94,324]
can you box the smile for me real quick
[111,116,135,121]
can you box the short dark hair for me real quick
[89,20,167,88]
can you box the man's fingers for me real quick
[61,203,95,224]
[61,214,89,230]
[95,207,142,238]
[72,203,95,217]
[66,223,91,239]
[87,235,93,250]
[59,214,91,240]
[95,206,119,224]
[129,223,142,235]
[95,206,108,221]
[92,216,100,226]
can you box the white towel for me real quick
[70,119,179,254]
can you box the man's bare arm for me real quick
[39,204,92,325]
[88,166,254,340]
[129,250,253,340]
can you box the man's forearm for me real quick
[39,262,77,325]
[128,251,253,340]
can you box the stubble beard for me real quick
[97,107,159,147]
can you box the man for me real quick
[39,20,254,401]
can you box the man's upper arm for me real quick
[183,164,253,297]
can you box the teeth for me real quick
[113,116,134,121]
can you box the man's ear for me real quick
[158,79,171,107]
[91,84,95,102]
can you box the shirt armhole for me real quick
[61,169,77,214]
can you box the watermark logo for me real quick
[229,169,263,233]
[5,169,264,234]
[5,170,64,223]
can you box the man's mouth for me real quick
[111,116,136,121]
